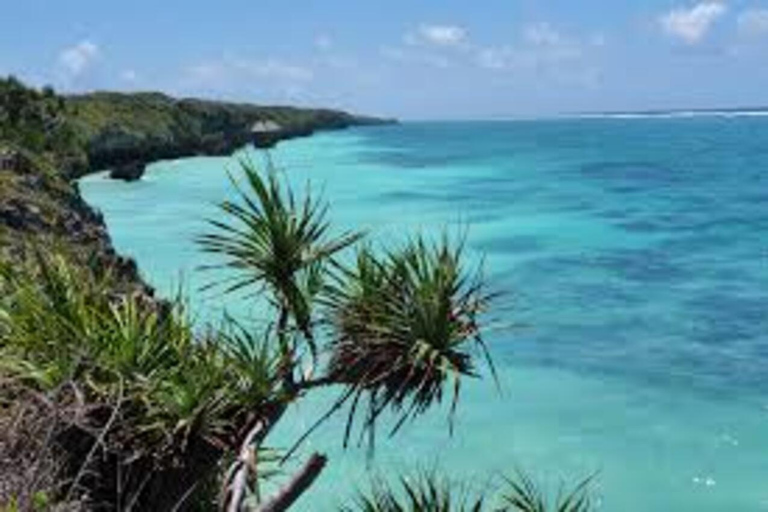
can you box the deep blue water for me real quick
[81,119,768,510]
[355,120,768,393]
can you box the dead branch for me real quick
[251,453,327,512]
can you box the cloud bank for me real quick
[660,2,727,44]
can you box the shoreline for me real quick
[70,123,390,295]
[66,91,396,182]
[1,79,395,306]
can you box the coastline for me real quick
[1,81,395,303]
[69,123,390,294]
[67,91,396,181]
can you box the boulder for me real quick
[109,161,146,181]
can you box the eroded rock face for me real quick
[0,167,154,298]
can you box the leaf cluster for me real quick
[342,470,596,512]
[0,249,281,470]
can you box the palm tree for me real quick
[0,159,498,511]
[198,160,497,511]
[322,239,496,448]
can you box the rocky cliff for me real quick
[67,91,395,181]
[0,76,393,291]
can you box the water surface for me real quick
[81,119,768,510]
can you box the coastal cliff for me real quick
[67,91,395,180]
[0,76,393,286]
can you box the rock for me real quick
[109,161,145,181]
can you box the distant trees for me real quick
[0,76,86,175]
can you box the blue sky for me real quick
[3,0,768,118]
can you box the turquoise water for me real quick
[80,119,768,510]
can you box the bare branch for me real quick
[250,453,327,512]
[225,421,269,512]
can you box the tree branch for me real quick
[295,374,336,392]
[224,420,268,512]
[250,453,327,512]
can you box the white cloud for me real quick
[477,47,510,70]
[477,23,588,71]
[381,23,470,69]
[473,23,602,88]
[383,21,601,88]
[659,2,727,44]
[407,24,467,47]
[58,40,99,77]
[738,9,768,37]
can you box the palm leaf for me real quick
[197,158,362,362]
[322,235,495,449]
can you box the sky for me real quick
[2,0,768,119]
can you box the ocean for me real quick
[80,119,768,510]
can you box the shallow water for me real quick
[80,119,768,510]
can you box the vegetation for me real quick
[343,470,595,512]
[1,75,390,181]
[67,90,389,177]
[0,160,501,510]
[0,75,596,510]
[0,74,386,304]
[0,76,87,176]
[341,472,486,512]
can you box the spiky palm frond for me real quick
[341,472,484,512]
[323,236,496,447]
[0,248,291,508]
[196,159,362,356]
[501,470,595,512]
[0,249,119,389]
[0,249,281,454]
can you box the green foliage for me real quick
[198,159,362,352]
[325,237,495,445]
[0,249,282,448]
[341,473,484,512]
[66,91,372,177]
[67,91,358,143]
[0,491,49,512]
[0,249,287,509]
[0,86,497,508]
[0,76,85,174]
[1,75,378,182]
[342,471,597,512]
[501,470,596,512]
[199,161,496,455]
